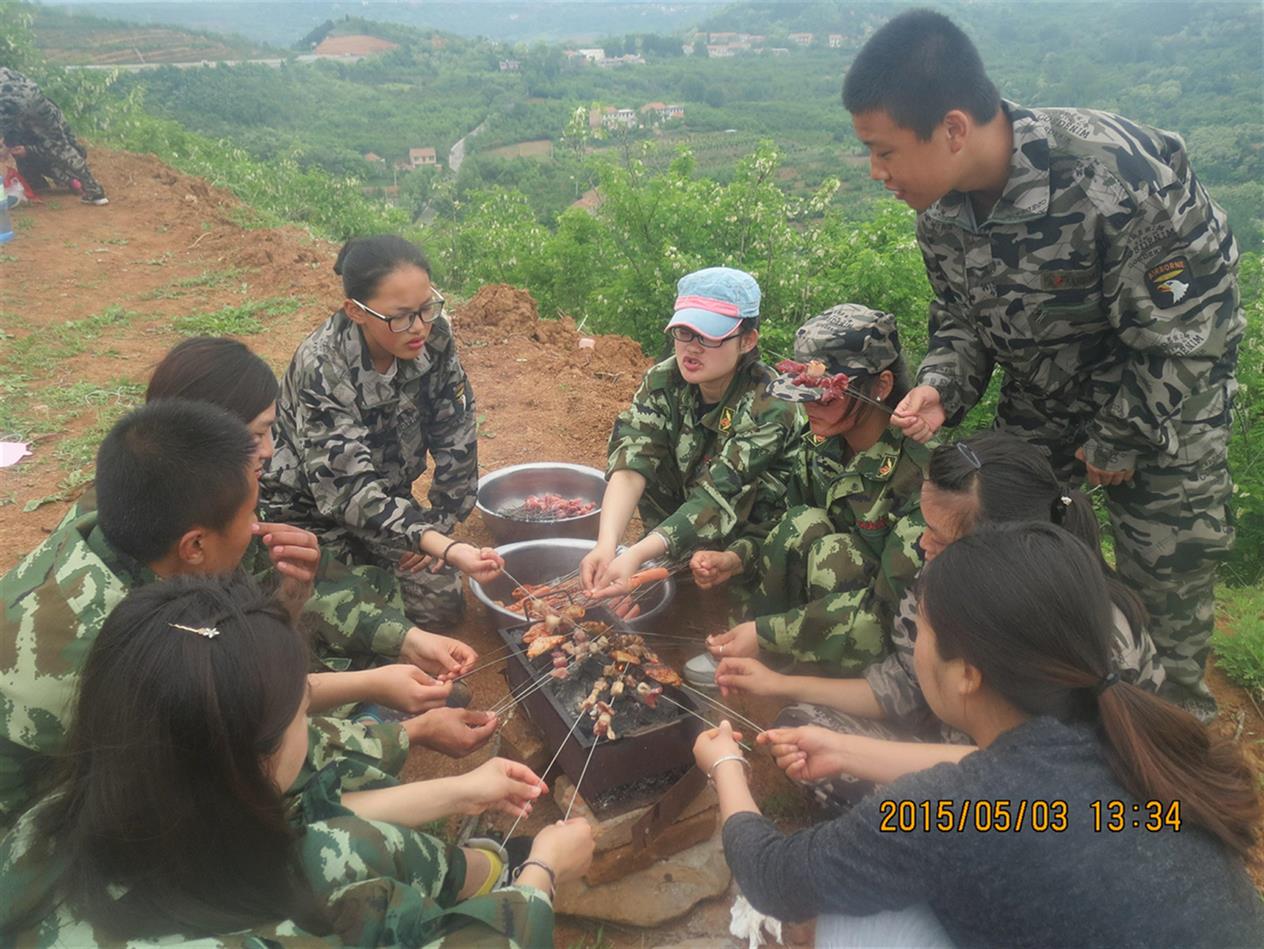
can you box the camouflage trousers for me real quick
[325,533,465,630]
[5,93,105,200]
[745,506,888,671]
[997,398,1234,721]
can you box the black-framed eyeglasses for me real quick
[352,291,445,333]
[667,326,739,349]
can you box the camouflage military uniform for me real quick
[0,733,552,947]
[606,356,803,557]
[67,488,415,673]
[916,102,1242,718]
[262,309,478,628]
[745,307,929,671]
[747,428,928,670]
[0,67,107,201]
[777,582,1166,811]
[0,508,406,831]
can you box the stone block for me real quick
[552,774,717,854]
[555,831,732,927]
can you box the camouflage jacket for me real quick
[917,101,1243,471]
[68,488,413,669]
[0,730,552,947]
[755,427,929,663]
[262,309,478,558]
[0,508,407,831]
[607,356,803,558]
[866,583,1168,742]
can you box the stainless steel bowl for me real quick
[470,538,676,632]
[476,462,606,544]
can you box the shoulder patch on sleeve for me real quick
[1144,257,1190,307]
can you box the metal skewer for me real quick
[656,692,752,751]
[678,681,767,735]
[564,733,603,820]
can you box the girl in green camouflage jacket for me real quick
[0,575,593,947]
[580,267,802,601]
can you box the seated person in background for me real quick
[263,235,500,628]
[0,574,594,946]
[581,266,801,633]
[0,402,494,831]
[696,524,1262,948]
[717,431,1165,810]
[699,306,927,677]
[144,335,477,679]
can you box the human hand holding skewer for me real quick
[454,758,548,818]
[445,542,505,582]
[759,725,853,782]
[400,628,478,679]
[707,621,759,660]
[404,707,498,757]
[715,656,786,700]
[365,664,453,714]
[690,549,743,590]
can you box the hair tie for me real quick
[170,622,221,639]
[1093,671,1120,696]
[1060,495,1072,507]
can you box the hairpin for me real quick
[170,622,221,639]
[955,441,982,471]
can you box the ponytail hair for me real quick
[920,523,1260,858]
[928,431,1146,634]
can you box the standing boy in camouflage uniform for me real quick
[263,236,500,628]
[0,67,108,204]
[843,10,1243,719]
[701,306,928,676]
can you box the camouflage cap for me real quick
[768,304,902,402]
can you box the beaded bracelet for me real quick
[441,539,465,565]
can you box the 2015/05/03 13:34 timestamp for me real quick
[877,799,1182,833]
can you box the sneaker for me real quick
[81,195,109,206]
[683,651,720,689]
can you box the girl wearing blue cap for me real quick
[580,267,802,600]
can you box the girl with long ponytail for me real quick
[694,523,1261,947]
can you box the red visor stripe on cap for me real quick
[674,295,741,318]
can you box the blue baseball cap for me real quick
[666,267,761,340]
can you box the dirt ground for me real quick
[0,148,1260,946]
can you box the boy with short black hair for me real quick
[841,8,1243,720]
[0,401,489,829]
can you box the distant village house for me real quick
[408,147,437,169]
[828,34,845,48]
[363,152,385,164]
[788,32,815,47]
[499,59,521,72]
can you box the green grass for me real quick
[140,267,246,301]
[1213,585,1264,702]
[172,297,304,336]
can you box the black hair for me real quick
[926,431,1147,634]
[920,524,1259,858]
[20,574,325,938]
[334,234,431,302]
[842,9,1001,140]
[96,401,255,565]
[146,337,278,425]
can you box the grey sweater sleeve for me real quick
[722,775,950,922]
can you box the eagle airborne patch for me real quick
[1145,257,1190,308]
